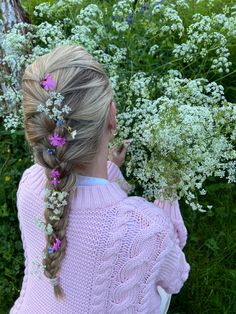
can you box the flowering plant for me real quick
[1,0,236,210]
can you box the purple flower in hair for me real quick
[50,177,61,185]
[41,73,56,91]
[50,169,61,185]
[51,169,60,178]
[49,132,66,147]
[52,238,62,252]
[48,238,62,254]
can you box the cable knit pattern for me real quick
[9,161,190,314]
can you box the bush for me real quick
[0,128,32,313]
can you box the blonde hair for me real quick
[22,45,113,299]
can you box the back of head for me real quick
[22,44,113,299]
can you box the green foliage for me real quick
[0,126,32,314]
[169,180,236,314]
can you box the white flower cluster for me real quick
[37,92,71,122]
[112,0,135,32]
[117,71,236,211]
[3,112,21,132]
[35,21,65,48]
[45,189,68,210]
[70,25,97,52]
[33,0,83,18]
[33,2,51,17]
[77,4,103,28]
[33,217,53,235]
[151,3,185,37]
[148,44,159,56]
[30,251,46,279]
[1,23,34,78]
[173,13,235,73]
[129,72,152,99]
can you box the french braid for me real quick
[22,45,113,299]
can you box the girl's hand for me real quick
[109,139,133,167]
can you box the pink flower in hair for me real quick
[50,177,61,186]
[49,132,66,147]
[52,238,62,252]
[50,169,61,185]
[51,169,60,178]
[41,73,56,91]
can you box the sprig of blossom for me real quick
[37,92,71,122]
[112,0,135,32]
[33,217,53,235]
[45,189,68,209]
[129,72,152,98]
[173,13,235,73]
[30,251,46,279]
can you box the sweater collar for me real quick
[76,174,109,186]
[71,181,128,210]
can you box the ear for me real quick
[108,100,117,129]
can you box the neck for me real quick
[75,146,109,180]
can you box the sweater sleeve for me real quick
[154,222,190,294]
[154,198,188,249]
[107,160,133,194]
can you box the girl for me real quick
[10,45,190,314]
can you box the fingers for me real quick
[119,139,133,157]
[123,138,134,148]
[109,139,133,167]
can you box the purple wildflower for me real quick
[48,238,62,254]
[52,238,62,251]
[50,177,61,186]
[49,132,66,147]
[41,73,56,91]
[51,169,60,178]
[126,12,134,24]
[50,169,61,186]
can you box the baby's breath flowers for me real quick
[33,217,53,235]
[37,92,71,122]
[45,189,68,210]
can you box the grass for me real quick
[168,180,236,314]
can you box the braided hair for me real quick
[22,45,113,299]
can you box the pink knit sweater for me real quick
[10,160,190,314]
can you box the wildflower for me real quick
[49,132,66,147]
[71,130,77,139]
[56,119,64,126]
[47,148,56,155]
[40,73,56,91]
[50,169,61,186]
[5,176,11,182]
